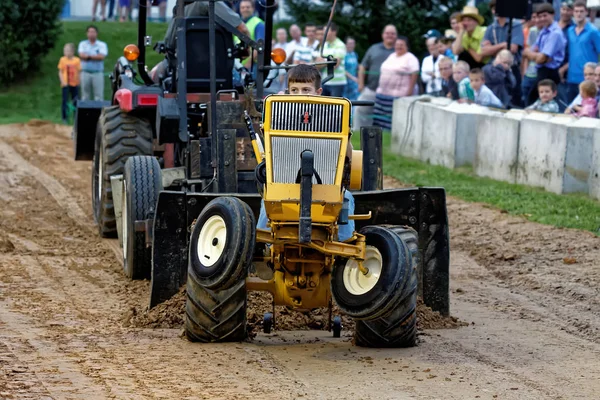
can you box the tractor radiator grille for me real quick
[270,101,344,133]
[271,137,340,185]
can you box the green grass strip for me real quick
[0,21,167,124]
[352,133,600,233]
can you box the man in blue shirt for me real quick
[78,26,108,101]
[562,1,600,105]
[523,3,566,105]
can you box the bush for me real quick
[0,0,65,86]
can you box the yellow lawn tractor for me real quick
[177,94,449,347]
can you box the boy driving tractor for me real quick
[257,64,356,241]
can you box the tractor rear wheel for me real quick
[122,156,163,280]
[188,197,256,291]
[331,225,412,320]
[92,106,152,237]
[354,226,419,348]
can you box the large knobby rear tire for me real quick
[354,226,419,348]
[122,156,163,280]
[185,197,255,343]
[92,106,153,237]
[188,197,256,291]
[331,225,412,320]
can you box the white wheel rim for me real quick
[342,246,383,295]
[122,179,128,262]
[196,215,227,268]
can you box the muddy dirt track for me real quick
[1,122,600,399]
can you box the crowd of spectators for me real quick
[77,0,600,128]
[269,0,600,131]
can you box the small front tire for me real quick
[189,197,256,291]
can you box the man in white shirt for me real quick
[421,35,445,94]
[285,24,306,64]
[78,25,108,101]
[293,23,320,64]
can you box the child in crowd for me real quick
[437,57,456,99]
[452,61,474,103]
[525,79,559,113]
[575,80,598,118]
[57,43,81,124]
[468,68,503,108]
[257,64,355,241]
[483,49,516,108]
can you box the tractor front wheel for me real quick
[92,106,153,237]
[188,197,256,291]
[331,225,412,320]
[353,227,419,348]
[185,197,255,343]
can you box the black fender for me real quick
[73,100,110,161]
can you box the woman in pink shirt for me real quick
[373,36,420,130]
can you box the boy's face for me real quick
[64,45,74,58]
[538,85,556,103]
[288,82,323,95]
[469,73,483,91]
[452,67,468,83]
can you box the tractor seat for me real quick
[182,17,235,93]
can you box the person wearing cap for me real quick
[440,30,458,61]
[421,31,445,94]
[523,2,567,105]
[451,5,489,70]
[480,0,525,107]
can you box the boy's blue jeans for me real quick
[257,190,356,242]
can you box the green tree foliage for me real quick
[0,0,65,85]
[283,0,467,59]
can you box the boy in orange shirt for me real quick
[58,43,82,124]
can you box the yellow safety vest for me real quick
[235,16,264,65]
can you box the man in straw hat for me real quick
[451,5,490,69]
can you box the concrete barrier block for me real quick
[564,117,600,194]
[421,103,492,169]
[590,127,600,200]
[517,114,573,194]
[474,109,519,183]
[391,96,427,159]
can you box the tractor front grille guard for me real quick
[270,101,344,133]
[271,136,341,185]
